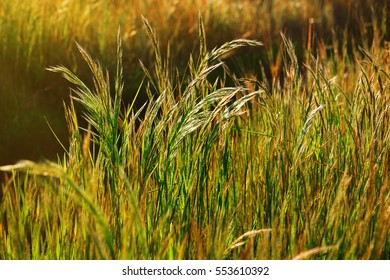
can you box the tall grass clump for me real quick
[1,15,389,259]
[1,0,388,164]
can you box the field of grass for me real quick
[1,0,388,164]
[0,0,389,259]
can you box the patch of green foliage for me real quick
[1,14,389,259]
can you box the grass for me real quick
[0,10,389,259]
[1,0,389,164]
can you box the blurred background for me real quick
[0,0,388,165]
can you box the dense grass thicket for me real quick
[0,1,389,259]
[1,0,389,164]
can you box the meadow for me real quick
[0,0,389,259]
